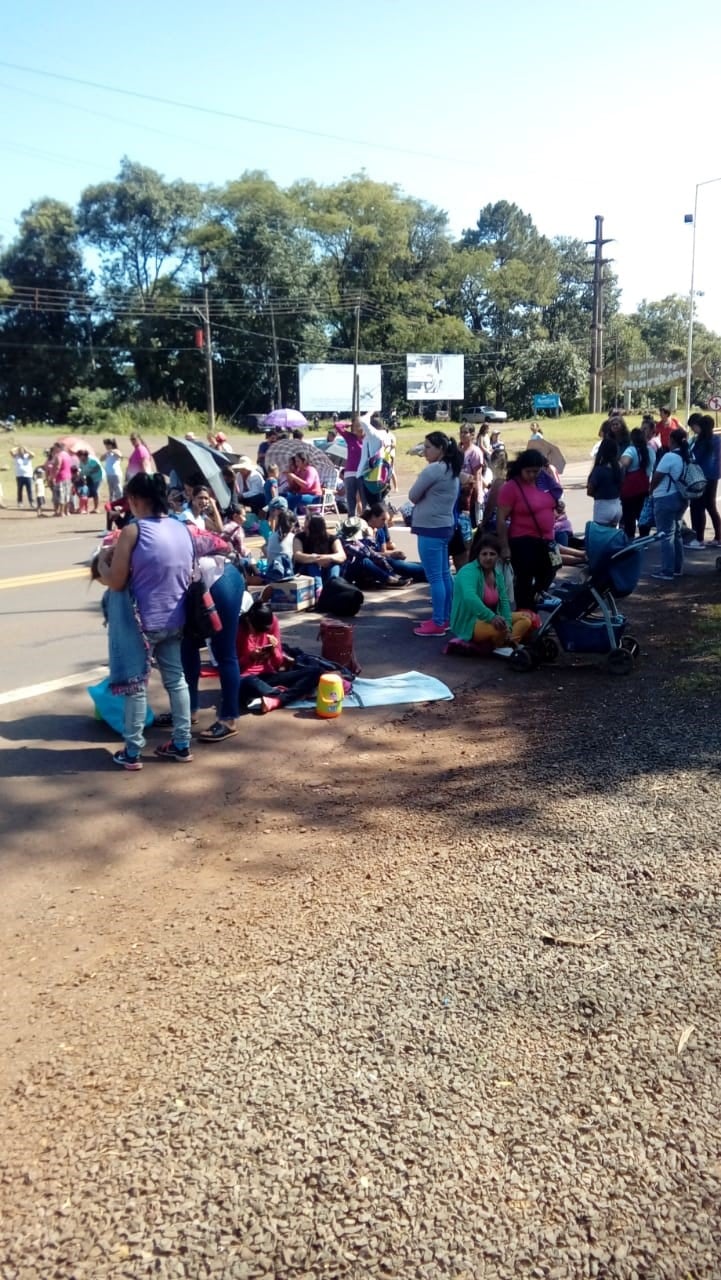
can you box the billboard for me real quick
[299,363,382,413]
[623,360,686,390]
[406,353,464,401]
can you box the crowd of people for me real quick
[8,436,139,517]
[586,407,721,582]
[4,404,715,768]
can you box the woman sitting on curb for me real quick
[450,531,536,652]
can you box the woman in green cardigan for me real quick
[450,531,535,649]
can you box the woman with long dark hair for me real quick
[292,515,346,588]
[688,413,721,547]
[97,471,194,768]
[650,427,691,581]
[495,449,558,610]
[619,427,653,538]
[409,431,463,636]
[587,437,622,526]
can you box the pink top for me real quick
[127,443,151,479]
[498,479,556,540]
[236,615,284,676]
[290,464,322,496]
[482,580,499,607]
[336,426,363,475]
[54,450,73,482]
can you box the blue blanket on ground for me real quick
[293,670,453,709]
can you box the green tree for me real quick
[194,172,325,414]
[78,158,205,403]
[460,201,559,405]
[505,337,588,416]
[0,199,90,420]
[294,174,469,406]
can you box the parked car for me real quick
[236,413,268,433]
[462,405,508,424]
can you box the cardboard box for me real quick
[267,575,317,613]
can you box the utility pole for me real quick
[269,296,283,409]
[351,301,361,417]
[199,251,216,436]
[587,216,613,414]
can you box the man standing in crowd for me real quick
[10,443,34,507]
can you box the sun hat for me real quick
[267,496,289,511]
[337,516,366,539]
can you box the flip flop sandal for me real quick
[199,721,238,742]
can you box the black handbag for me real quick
[184,579,214,643]
[315,577,364,618]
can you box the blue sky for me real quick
[1,0,720,330]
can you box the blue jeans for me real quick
[181,564,244,720]
[343,474,366,515]
[124,629,191,754]
[388,557,426,581]
[416,534,453,624]
[654,495,686,576]
[287,492,319,513]
[305,562,341,589]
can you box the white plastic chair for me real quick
[307,467,340,518]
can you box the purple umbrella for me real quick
[265,408,308,430]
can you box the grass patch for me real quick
[394,412,648,463]
[672,603,721,694]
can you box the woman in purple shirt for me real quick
[98,471,194,769]
[335,418,365,514]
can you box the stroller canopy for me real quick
[584,522,642,596]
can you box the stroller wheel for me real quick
[606,647,634,676]
[509,646,534,673]
[534,634,560,664]
[620,634,640,659]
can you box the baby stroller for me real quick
[513,523,663,676]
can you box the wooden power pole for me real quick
[269,297,283,409]
[587,216,613,414]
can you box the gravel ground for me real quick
[2,579,721,1279]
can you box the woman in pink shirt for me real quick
[495,449,558,609]
[285,450,322,513]
[126,432,153,480]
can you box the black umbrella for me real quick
[153,436,232,509]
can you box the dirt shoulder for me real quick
[2,565,721,1277]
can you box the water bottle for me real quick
[315,672,344,719]
[202,589,223,632]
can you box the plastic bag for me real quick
[88,677,154,736]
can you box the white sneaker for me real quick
[685,540,705,549]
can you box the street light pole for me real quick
[685,176,721,419]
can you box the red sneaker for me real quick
[413,620,448,637]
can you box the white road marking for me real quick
[0,534,102,550]
[0,607,319,707]
[0,666,108,707]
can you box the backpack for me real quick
[315,575,364,618]
[361,440,394,496]
[675,460,707,502]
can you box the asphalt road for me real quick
[0,519,107,696]
[0,466,597,700]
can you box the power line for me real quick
[0,60,465,165]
